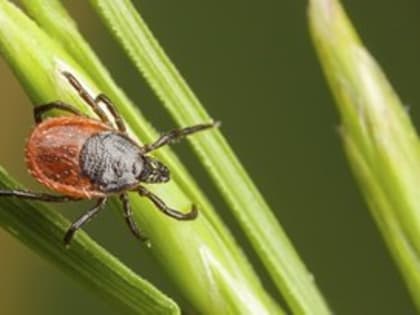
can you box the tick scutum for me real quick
[80,131,144,193]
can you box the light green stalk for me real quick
[0,1,283,313]
[86,1,331,314]
[308,0,420,310]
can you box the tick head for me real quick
[138,156,170,183]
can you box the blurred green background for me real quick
[0,1,419,314]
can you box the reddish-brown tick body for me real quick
[0,71,216,245]
[25,116,112,199]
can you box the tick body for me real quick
[1,72,218,245]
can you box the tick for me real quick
[0,71,218,246]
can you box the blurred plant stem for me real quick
[309,0,420,310]
[0,0,285,314]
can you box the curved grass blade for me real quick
[0,166,180,315]
[87,0,331,313]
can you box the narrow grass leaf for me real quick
[88,1,331,313]
[0,167,179,314]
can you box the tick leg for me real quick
[95,94,127,133]
[120,193,148,242]
[137,186,198,220]
[64,198,107,246]
[61,71,111,126]
[143,121,220,153]
[0,189,80,202]
[34,101,84,124]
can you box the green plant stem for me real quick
[88,1,331,314]
[308,0,420,310]
[0,168,179,315]
[0,1,284,313]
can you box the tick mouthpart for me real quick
[139,156,170,184]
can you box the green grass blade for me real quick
[0,168,179,314]
[308,0,420,309]
[1,1,284,313]
[88,0,331,313]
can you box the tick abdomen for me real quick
[80,132,144,192]
[25,116,112,198]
